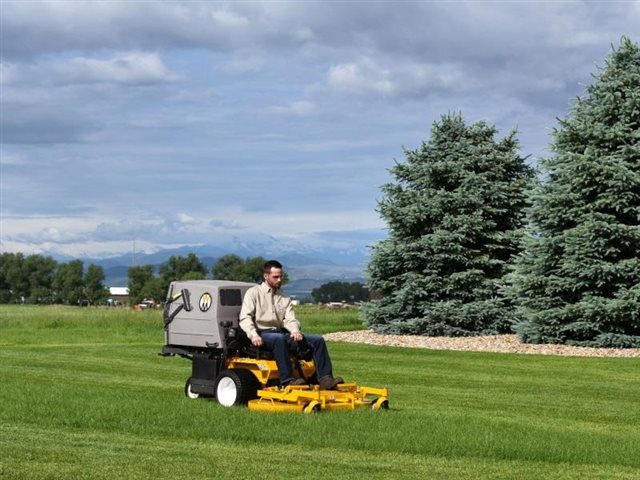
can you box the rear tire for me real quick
[214,369,260,407]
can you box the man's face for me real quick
[264,267,283,289]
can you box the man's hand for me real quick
[290,331,303,342]
[251,336,264,347]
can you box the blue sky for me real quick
[1,1,638,259]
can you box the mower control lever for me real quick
[181,289,192,311]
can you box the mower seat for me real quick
[237,329,313,362]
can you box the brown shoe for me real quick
[318,375,344,390]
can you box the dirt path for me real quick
[324,330,640,358]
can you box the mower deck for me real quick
[248,383,389,413]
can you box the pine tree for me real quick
[363,113,533,336]
[511,37,640,347]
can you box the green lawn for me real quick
[1,305,639,479]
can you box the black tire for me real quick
[214,369,260,407]
[184,377,199,399]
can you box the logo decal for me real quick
[199,292,212,312]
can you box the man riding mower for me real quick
[238,260,344,391]
[160,276,389,413]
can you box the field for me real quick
[1,305,639,479]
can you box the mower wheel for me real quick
[303,401,321,414]
[372,397,389,411]
[215,369,260,407]
[184,377,200,399]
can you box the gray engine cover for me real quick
[164,280,257,349]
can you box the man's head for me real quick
[263,260,284,290]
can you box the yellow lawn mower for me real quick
[159,280,389,413]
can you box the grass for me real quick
[1,305,639,479]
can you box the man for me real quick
[239,260,343,390]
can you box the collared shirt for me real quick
[239,282,300,339]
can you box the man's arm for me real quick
[282,297,302,340]
[239,289,262,346]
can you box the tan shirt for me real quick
[239,282,301,339]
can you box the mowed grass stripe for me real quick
[2,345,638,468]
[2,424,639,480]
[1,305,639,478]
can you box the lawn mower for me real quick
[159,280,389,413]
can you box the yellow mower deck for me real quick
[248,383,389,413]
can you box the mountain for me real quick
[79,243,370,300]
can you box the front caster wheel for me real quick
[184,377,200,399]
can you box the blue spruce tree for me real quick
[363,113,533,336]
[511,37,640,347]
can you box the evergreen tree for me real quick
[139,276,166,302]
[160,254,207,285]
[128,265,156,305]
[212,255,282,283]
[84,264,108,305]
[24,255,57,304]
[212,254,245,280]
[52,260,84,305]
[511,37,640,347]
[0,253,29,303]
[0,253,57,303]
[312,281,369,303]
[363,113,533,336]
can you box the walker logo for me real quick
[198,292,212,312]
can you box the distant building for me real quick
[108,287,129,306]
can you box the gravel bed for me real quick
[324,330,640,358]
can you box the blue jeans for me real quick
[259,330,333,385]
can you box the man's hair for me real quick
[263,260,283,273]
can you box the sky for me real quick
[1,1,639,260]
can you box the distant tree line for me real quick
[127,254,279,305]
[311,281,369,304]
[0,252,286,307]
[0,253,108,305]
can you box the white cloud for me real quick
[1,215,98,244]
[271,100,316,116]
[328,58,393,95]
[327,57,471,97]
[224,55,264,74]
[0,62,19,84]
[0,208,385,258]
[0,153,25,166]
[177,213,198,225]
[210,219,246,230]
[47,52,179,85]
[210,9,249,29]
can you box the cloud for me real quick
[0,153,25,166]
[177,213,198,225]
[45,52,179,85]
[210,9,250,29]
[0,62,19,84]
[327,57,468,97]
[224,55,264,74]
[0,52,179,145]
[327,58,393,95]
[1,111,97,144]
[0,1,314,60]
[1,1,637,261]
[210,218,247,230]
[14,227,89,245]
[271,100,316,116]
